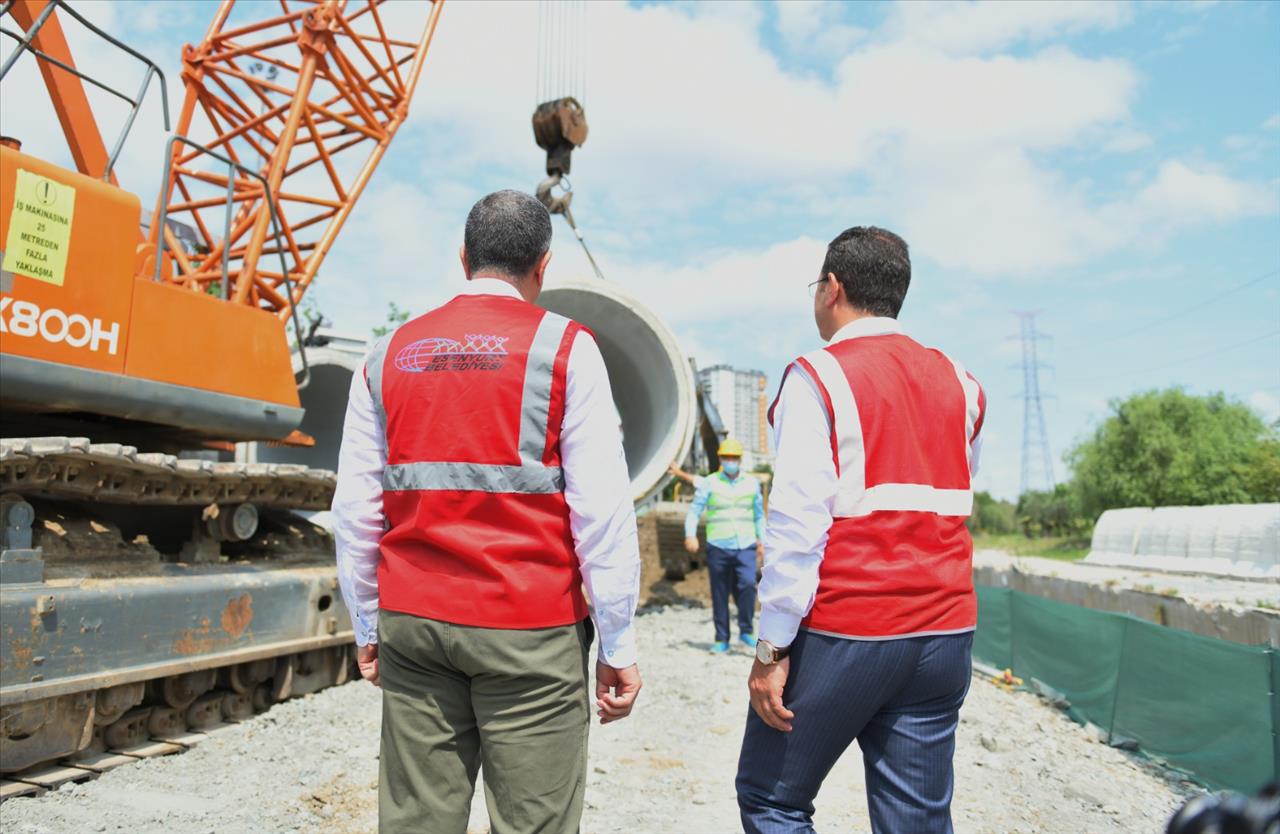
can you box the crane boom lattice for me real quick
[153,0,442,320]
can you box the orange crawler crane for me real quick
[0,0,441,779]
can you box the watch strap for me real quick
[759,640,790,663]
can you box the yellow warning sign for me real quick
[3,168,76,287]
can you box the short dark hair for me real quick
[463,190,553,279]
[821,226,911,318]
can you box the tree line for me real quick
[970,388,1280,539]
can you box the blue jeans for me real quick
[706,544,757,642]
[736,630,974,834]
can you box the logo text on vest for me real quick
[394,334,509,373]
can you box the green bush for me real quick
[1240,436,1280,501]
[1016,484,1090,539]
[1068,389,1279,517]
[372,302,411,337]
[968,491,1017,535]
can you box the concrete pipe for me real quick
[252,336,367,472]
[256,284,696,507]
[538,279,697,506]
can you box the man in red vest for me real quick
[331,190,643,834]
[736,227,985,833]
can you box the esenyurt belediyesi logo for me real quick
[394,334,510,372]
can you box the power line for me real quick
[1102,267,1280,343]
[1096,330,1280,382]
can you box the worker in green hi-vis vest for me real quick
[684,438,766,654]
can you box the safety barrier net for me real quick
[973,586,1278,792]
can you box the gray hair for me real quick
[463,190,553,279]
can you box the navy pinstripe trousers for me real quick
[736,630,973,834]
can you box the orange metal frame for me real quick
[6,0,116,183]
[3,0,443,435]
[152,0,443,320]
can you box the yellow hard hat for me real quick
[717,438,745,458]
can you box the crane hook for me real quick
[536,171,573,216]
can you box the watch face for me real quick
[755,641,772,664]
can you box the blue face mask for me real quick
[723,461,741,477]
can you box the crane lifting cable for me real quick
[532,0,603,280]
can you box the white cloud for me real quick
[390,1,1152,275]
[1263,113,1280,131]
[396,2,1135,179]
[774,1,869,62]
[608,236,826,327]
[294,0,1278,341]
[1249,392,1280,423]
[7,0,1269,292]
[0,3,167,186]
[1092,262,1188,286]
[1128,160,1278,223]
[1225,133,1257,150]
[881,1,1132,55]
[1103,127,1154,153]
[833,44,1137,154]
[401,1,1278,279]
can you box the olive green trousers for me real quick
[377,609,592,834]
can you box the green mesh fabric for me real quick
[974,585,1277,792]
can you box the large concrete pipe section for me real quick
[256,283,696,507]
[252,335,366,471]
[537,279,696,505]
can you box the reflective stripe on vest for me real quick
[367,311,570,495]
[383,461,565,494]
[518,312,571,463]
[790,334,981,638]
[801,346,974,518]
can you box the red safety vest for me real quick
[772,330,986,639]
[366,294,589,629]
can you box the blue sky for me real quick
[3,0,1277,500]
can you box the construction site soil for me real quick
[1,604,1193,834]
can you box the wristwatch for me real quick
[755,639,790,665]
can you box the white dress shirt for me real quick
[331,278,641,668]
[756,317,983,649]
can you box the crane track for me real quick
[1,436,351,785]
[0,436,337,510]
[0,711,271,802]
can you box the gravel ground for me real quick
[1,604,1194,834]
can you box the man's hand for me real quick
[756,541,765,561]
[357,644,380,688]
[596,662,642,724]
[748,657,794,732]
[684,536,699,554]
